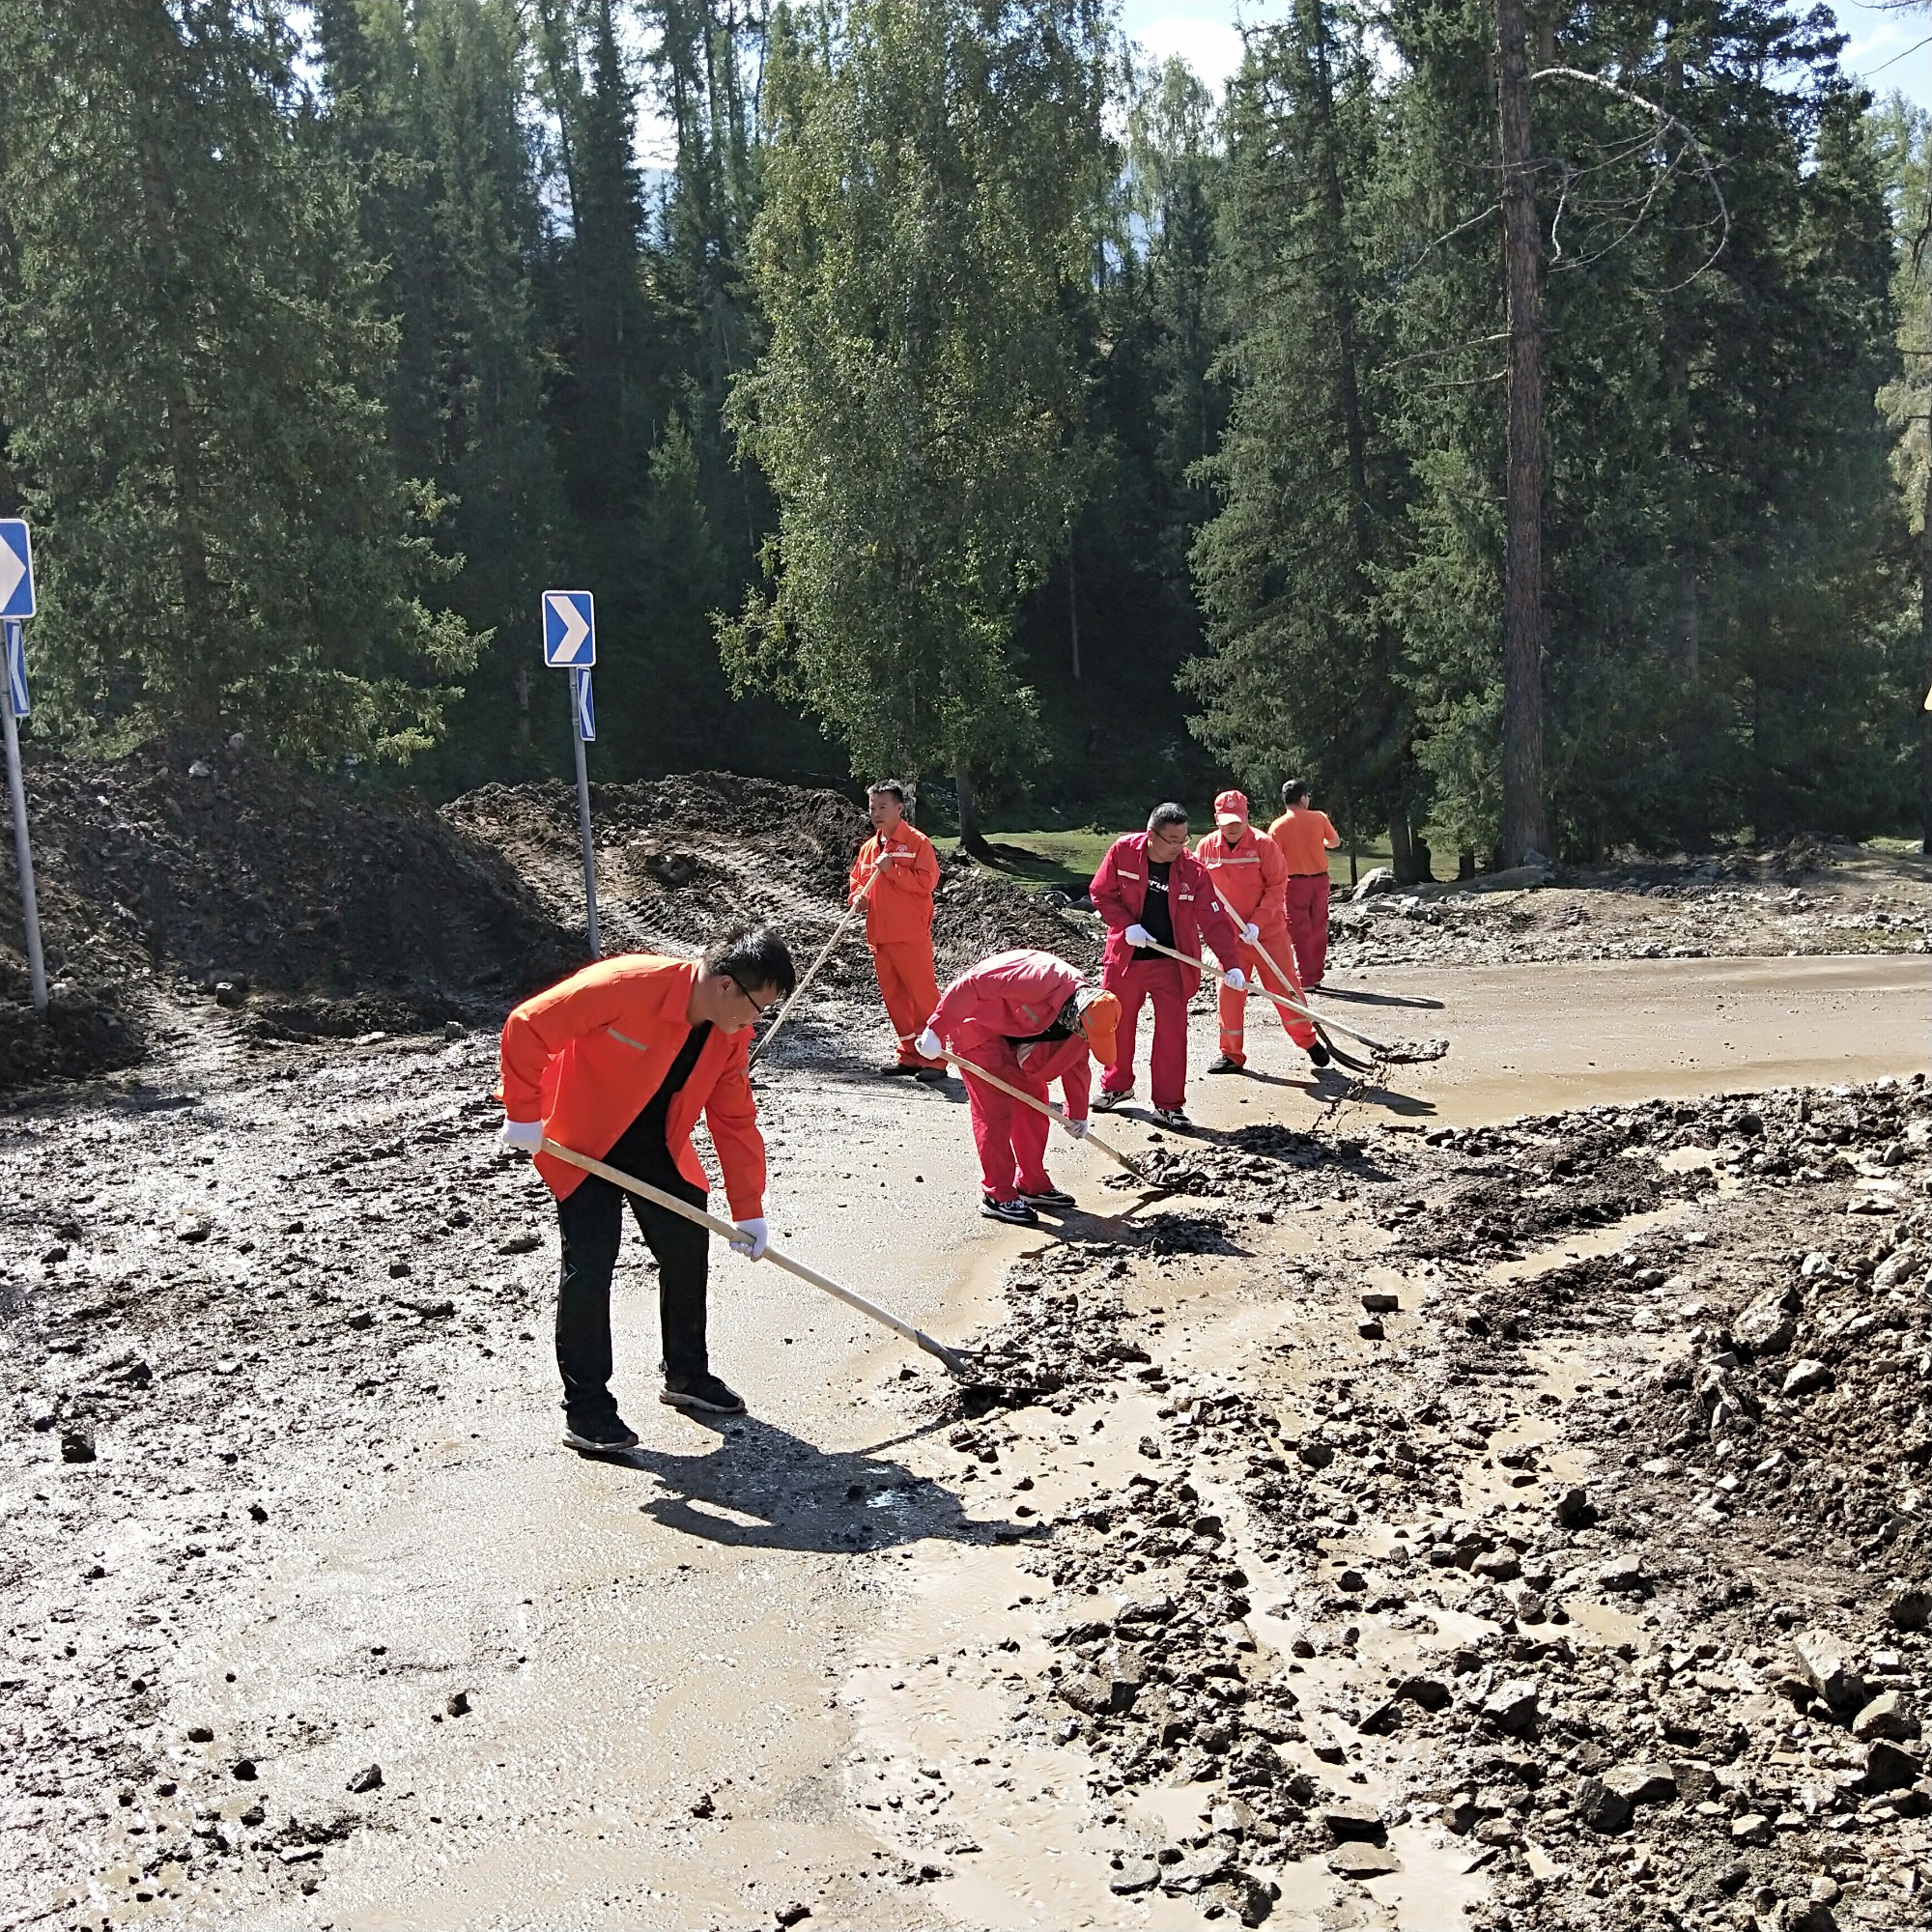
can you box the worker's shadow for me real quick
[604,1412,1028,1555]
[1316,987,1444,1010]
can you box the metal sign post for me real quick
[0,518,46,1012]
[542,590,599,957]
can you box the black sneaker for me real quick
[1019,1187,1077,1210]
[1308,1041,1332,1068]
[912,1066,949,1084]
[660,1376,747,1416]
[1152,1107,1190,1129]
[561,1414,639,1454]
[1092,1087,1131,1112]
[880,1062,922,1077]
[980,1196,1038,1225]
[1206,1055,1243,1074]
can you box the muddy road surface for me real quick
[2,953,1928,1932]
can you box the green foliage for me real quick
[721,0,1114,789]
[0,0,478,765]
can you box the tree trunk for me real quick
[1344,786,1358,887]
[1496,0,1548,866]
[1389,810,1416,885]
[954,764,988,857]
[1067,538,1081,682]
[515,661,531,763]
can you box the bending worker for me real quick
[848,780,946,1079]
[1089,802,1247,1128]
[1197,788,1330,1075]
[916,950,1120,1225]
[1267,779,1341,991]
[497,929,797,1451]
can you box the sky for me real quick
[1117,0,1932,111]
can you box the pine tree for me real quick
[0,0,476,763]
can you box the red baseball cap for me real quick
[1214,789,1250,827]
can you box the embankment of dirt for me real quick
[444,770,1099,984]
[0,735,572,1087]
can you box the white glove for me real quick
[1065,1118,1090,1140]
[1124,923,1154,948]
[1242,921,1261,944]
[728,1216,770,1261]
[1224,967,1247,993]
[915,1026,943,1062]
[497,1118,543,1153]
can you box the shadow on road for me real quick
[596,1411,1028,1555]
[1316,986,1444,1010]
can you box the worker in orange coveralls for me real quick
[916,949,1121,1226]
[1196,789,1330,1075]
[847,780,945,1080]
[1267,779,1342,991]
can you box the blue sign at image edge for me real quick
[0,520,35,620]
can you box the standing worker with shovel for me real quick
[849,781,946,1080]
[496,929,797,1451]
[1090,803,1248,1128]
[1197,789,1331,1076]
[915,950,1121,1225]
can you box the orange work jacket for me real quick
[497,954,766,1216]
[848,821,941,946]
[1196,825,1289,929]
[1268,808,1340,876]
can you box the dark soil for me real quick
[0,735,570,1087]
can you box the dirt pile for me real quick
[0,735,571,1086]
[444,771,1100,993]
[1327,845,1931,976]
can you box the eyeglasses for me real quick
[726,974,781,1018]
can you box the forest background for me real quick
[2,0,1930,874]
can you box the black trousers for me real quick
[554,1114,710,1418]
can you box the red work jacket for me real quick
[1089,834,1244,996]
[497,954,766,1216]
[929,949,1093,1121]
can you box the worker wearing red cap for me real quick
[848,780,945,1078]
[917,950,1122,1225]
[1267,780,1341,990]
[1089,803,1247,1128]
[1197,789,1329,1075]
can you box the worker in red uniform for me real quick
[848,780,945,1079]
[1267,779,1341,991]
[497,929,796,1451]
[1196,789,1330,1075]
[917,950,1121,1225]
[1089,803,1247,1128]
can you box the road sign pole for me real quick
[1,623,46,1011]
[571,669,599,959]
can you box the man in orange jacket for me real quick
[848,781,945,1079]
[1268,779,1342,991]
[1197,789,1329,1075]
[497,929,796,1451]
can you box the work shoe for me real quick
[1152,1107,1190,1129]
[912,1066,949,1084]
[660,1375,747,1416]
[980,1196,1038,1226]
[1206,1055,1244,1074]
[1092,1087,1131,1112]
[1308,1041,1332,1068]
[1019,1187,1077,1210]
[561,1413,639,1455]
[881,1062,922,1077]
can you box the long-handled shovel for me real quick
[750,865,880,1068]
[1134,932,1395,1057]
[935,1048,1151,1181]
[540,1136,972,1378]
